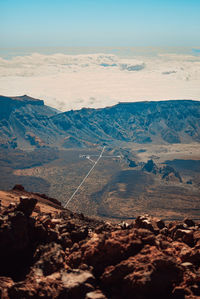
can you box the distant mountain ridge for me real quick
[0,95,200,148]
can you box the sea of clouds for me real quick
[0,52,199,111]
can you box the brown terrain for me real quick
[0,95,200,221]
[0,144,199,221]
[1,185,200,298]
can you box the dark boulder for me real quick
[17,196,38,217]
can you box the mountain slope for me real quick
[52,100,200,145]
[0,95,200,148]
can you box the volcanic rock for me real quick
[0,191,200,298]
[142,159,158,174]
[17,196,38,216]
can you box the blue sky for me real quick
[0,0,200,47]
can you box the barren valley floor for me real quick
[0,143,198,221]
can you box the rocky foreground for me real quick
[1,193,200,298]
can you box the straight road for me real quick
[64,146,106,208]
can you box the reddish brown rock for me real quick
[78,229,144,275]
[8,275,64,299]
[101,246,183,298]
[134,214,165,234]
[0,192,200,299]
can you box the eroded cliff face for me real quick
[0,188,200,299]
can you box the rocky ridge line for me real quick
[1,96,200,149]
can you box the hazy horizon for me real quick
[0,46,200,59]
[0,47,200,111]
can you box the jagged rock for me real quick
[160,165,182,182]
[134,214,165,234]
[0,195,200,298]
[141,160,182,183]
[123,253,183,298]
[101,246,183,298]
[75,229,144,275]
[142,159,158,174]
[17,196,38,216]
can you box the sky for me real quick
[0,0,200,47]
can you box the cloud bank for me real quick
[0,52,199,111]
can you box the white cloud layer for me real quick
[0,52,199,111]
